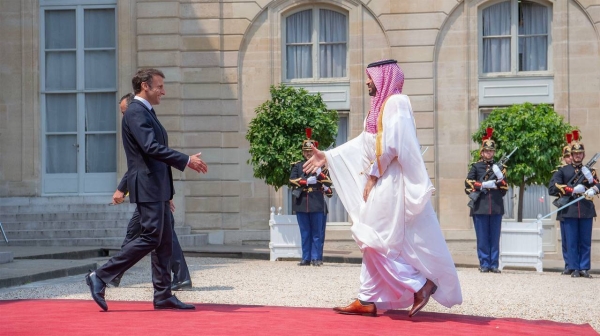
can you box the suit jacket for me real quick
[121,100,188,203]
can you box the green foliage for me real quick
[470,103,575,221]
[246,84,338,190]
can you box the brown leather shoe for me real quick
[408,279,438,318]
[333,299,377,317]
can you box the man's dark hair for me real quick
[119,92,134,106]
[131,68,165,94]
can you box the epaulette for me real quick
[291,160,301,165]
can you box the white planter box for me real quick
[499,221,544,272]
[268,208,301,261]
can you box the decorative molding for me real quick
[478,77,554,106]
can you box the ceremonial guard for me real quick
[548,131,597,278]
[551,135,573,274]
[465,127,508,273]
[289,128,333,266]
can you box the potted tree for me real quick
[246,84,338,260]
[470,103,574,271]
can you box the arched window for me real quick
[284,8,348,80]
[481,0,550,74]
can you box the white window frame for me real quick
[478,0,553,78]
[282,6,349,83]
[40,0,118,194]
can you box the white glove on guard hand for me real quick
[573,184,585,194]
[492,164,504,181]
[323,185,330,192]
[581,166,593,182]
[316,167,322,176]
[482,180,497,189]
[306,176,317,185]
[585,188,596,197]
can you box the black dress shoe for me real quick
[85,271,108,311]
[571,270,581,278]
[172,279,192,291]
[561,269,573,275]
[479,267,489,273]
[579,270,593,278]
[154,296,195,310]
[490,267,501,273]
[108,275,121,288]
[298,260,311,266]
[311,260,322,267]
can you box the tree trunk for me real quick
[517,177,525,222]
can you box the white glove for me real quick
[306,176,317,185]
[581,167,593,182]
[573,184,585,194]
[585,188,596,197]
[323,185,330,192]
[316,167,322,176]
[481,180,497,189]
[492,164,504,181]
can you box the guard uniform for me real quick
[289,129,333,266]
[547,134,597,278]
[551,140,572,273]
[464,127,508,273]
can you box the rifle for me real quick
[552,152,600,208]
[468,147,518,209]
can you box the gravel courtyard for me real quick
[0,257,598,332]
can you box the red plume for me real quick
[566,133,573,144]
[305,128,312,139]
[486,127,494,139]
[572,130,579,141]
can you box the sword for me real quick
[535,195,586,223]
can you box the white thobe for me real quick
[324,94,462,310]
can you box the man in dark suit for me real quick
[85,69,207,311]
[110,93,192,291]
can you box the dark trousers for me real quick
[95,201,173,302]
[117,207,190,283]
[563,217,593,271]
[473,214,502,269]
[296,212,326,261]
[559,220,568,269]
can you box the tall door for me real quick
[41,4,117,194]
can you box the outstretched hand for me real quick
[188,152,208,173]
[303,145,327,174]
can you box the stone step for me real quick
[0,196,119,206]
[4,227,191,240]
[0,220,132,230]
[0,203,136,214]
[3,234,208,247]
[0,212,134,222]
[0,251,13,264]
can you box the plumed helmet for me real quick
[562,132,573,157]
[570,130,584,153]
[302,128,318,151]
[480,127,496,151]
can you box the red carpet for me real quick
[0,299,596,335]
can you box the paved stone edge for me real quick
[0,263,98,289]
